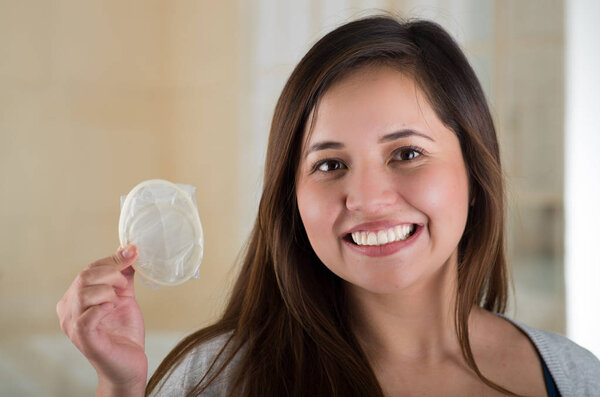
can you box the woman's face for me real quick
[295,66,470,295]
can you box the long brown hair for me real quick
[147,16,511,396]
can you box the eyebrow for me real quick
[305,129,434,158]
[378,129,435,143]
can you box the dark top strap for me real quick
[541,354,560,397]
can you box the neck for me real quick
[348,256,463,365]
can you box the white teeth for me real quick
[377,230,388,245]
[387,228,395,242]
[367,232,377,245]
[394,225,403,237]
[350,224,416,246]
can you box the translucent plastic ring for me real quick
[119,179,204,287]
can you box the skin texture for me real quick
[296,65,547,396]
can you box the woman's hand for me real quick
[56,245,147,397]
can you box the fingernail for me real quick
[121,246,134,259]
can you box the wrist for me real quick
[96,377,146,397]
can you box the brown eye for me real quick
[393,147,423,161]
[316,159,346,172]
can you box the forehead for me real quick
[303,65,444,146]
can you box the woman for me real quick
[57,16,600,396]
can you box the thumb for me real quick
[114,244,138,270]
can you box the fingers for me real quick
[57,245,139,338]
[77,284,119,312]
[77,265,129,291]
[90,245,138,271]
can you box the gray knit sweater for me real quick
[501,316,600,396]
[152,317,600,396]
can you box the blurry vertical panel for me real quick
[447,0,495,98]
[238,0,316,240]
[496,0,565,333]
[565,0,600,356]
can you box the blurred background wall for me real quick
[0,0,597,395]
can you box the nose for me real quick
[345,165,400,213]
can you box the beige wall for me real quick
[0,0,242,339]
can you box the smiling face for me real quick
[295,65,471,295]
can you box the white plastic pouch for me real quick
[119,179,204,288]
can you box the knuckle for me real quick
[74,272,86,288]
[88,251,124,270]
[111,253,123,266]
[77,286,91,304]
[78,270,92,286]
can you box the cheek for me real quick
[297,188,320,225]
[406,165,470,226]
[296,182,339,242]
[296,181,346,270]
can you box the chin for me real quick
[343,270,421,296]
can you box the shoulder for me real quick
[150,331,242,396]
[495,313,600,396]
[470,309,547,395]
